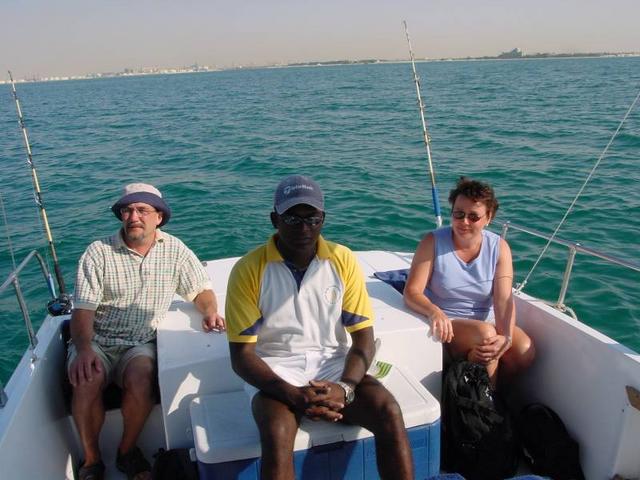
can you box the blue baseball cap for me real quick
[273,175,324,214]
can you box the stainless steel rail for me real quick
[499,221,640,314]
[0,250,56,408]
[0,382,7,408]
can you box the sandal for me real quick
[78,460,105,480]
[116,446,151,480]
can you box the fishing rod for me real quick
[403,20,442,227]
[8,71,71,314]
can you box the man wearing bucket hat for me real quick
[226,175,413,480]
[68,183,225,480]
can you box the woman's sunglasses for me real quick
[451,210,486,223]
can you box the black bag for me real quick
[442,360,518,480]
[152,448,199,480]
[517,403,585,480]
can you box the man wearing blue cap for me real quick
[226,175,413,480]
[68,183,225,480]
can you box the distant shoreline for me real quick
[3,52,639,85]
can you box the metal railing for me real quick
[0,250,56,408]
[0,383,7,407]
[498,221,640,314]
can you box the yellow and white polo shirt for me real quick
[226,235,373,359]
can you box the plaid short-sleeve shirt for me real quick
[74,229,212,346]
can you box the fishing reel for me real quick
[47,293,73,316]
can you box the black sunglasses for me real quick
[451,210,486,223]
[280,213,324,227]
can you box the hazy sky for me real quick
[2,0,638,78]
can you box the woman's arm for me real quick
[403,233,454,343]
[492,237,516,354]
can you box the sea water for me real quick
[0,57,638,383]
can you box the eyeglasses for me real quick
[451,210,486,223]
[120,206,157,217]
[280,213,324,227]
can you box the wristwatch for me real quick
[336,381,355,405]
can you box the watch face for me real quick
[346,388,355,403]
[336,382,355,405]
[338,382,355,404]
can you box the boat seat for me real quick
[189,364,441,479]
[60,319,159,411]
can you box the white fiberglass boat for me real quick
[0,221,638,479]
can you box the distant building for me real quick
[498,48,524,59]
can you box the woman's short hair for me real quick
[448,177,499,217]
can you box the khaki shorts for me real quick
[66,341,156,387]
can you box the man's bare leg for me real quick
[252,392,300,480]
[72,368,107,467]
[342,375,414,480]
[119,355,155,455]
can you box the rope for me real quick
[517,88,640,292]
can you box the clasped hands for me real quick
[468,334,510,365]
[295,380,348,422]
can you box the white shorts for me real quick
[244,350,346,401]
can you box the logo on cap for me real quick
[284,184,314,196]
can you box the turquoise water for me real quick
[1,57,639,383]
